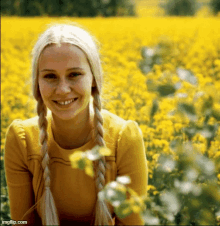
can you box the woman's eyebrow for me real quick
[40,67,84,72]
[40,69,55,72]
[67,67,84,71]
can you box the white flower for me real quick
[109,181,118,188]
[107,189,115,198]
[112,201,121,207]
[146,48,155,57]
[116,176,131,184]
[180,181,193,194]
[86,150,100,161]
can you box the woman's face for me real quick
[38,43,95,121]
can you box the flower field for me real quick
[1,16,220,224]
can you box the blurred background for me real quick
[1,0,220,17]
[1,0,220,225]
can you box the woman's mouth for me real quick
[53,98,78,106]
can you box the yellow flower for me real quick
[70,151,84,162]
[2,18,220,206]
[215,152,220,158]
[122,206,132,215]
[132,205,141,213]
[153,191,159,195]
[127,187,139,197]
[115,183,127,194]
[147,185,156,191]
[152,154,160,161]
[71,161,77,168]
[99,147,112,156]
[85,165,94,177]
[70,151,85,169]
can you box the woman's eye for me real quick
[44,73,57,79]
[69,72,81,78]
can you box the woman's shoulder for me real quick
[4,117,40,162]
[101,109,141,132]
[101,109,143,148]
[5,116,40,148]
[101,109,126,127]
[7,116,39,134]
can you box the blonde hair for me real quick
[22,23,113,225]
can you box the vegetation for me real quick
[0,0,135,17]
[71,37,220,225]
[1,16,220,224]
[161,0,198,16]
[210,0,220,15]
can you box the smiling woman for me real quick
[38,43,95,149]
[4,23,148,226]
[38,44,95,123]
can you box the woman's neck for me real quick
[51,106,94,149]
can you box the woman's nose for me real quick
[55,79,71,94]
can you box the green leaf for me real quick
[0,160,4,170]
[78,159,86,170]
[150,99,159,119]
[183,126,197,139]
[1,195,8,202]
[202,96,213,116]
[114,200,133,219]
[154,55,162,65]
[139,60,152,74]
[178,103,197,121]
[146,79,158,92]
[157,84,176,97]
[212,110,220,121]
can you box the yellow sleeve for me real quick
[115,120,148,225]
[4,120,41,225]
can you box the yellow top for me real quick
[4,109,148,226]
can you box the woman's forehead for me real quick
[42,43,85,56]
[38,43,94,76]
[39,43,88,64]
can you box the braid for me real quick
[37,97,50,187]
[92,90,113,225]
[93,91,104,147]
[37,97,60,225]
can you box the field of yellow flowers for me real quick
[2,15,220,223]
[2,16,220,170]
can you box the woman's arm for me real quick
[115,120,148,225]
[4,120,41,225]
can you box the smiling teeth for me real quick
[57,99,74,105]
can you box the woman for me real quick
[4,23,148,226]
